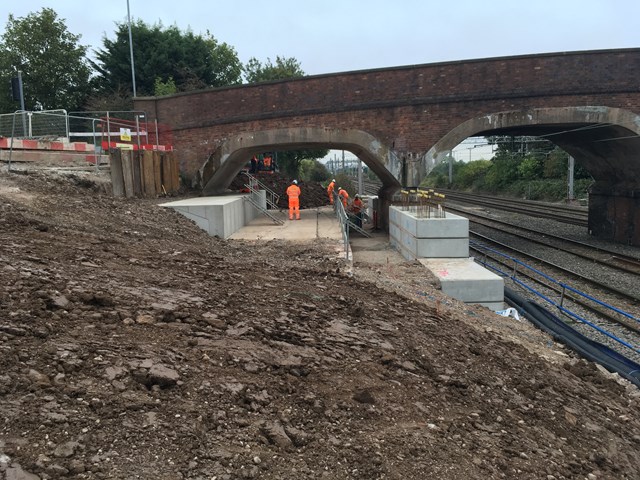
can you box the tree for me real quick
[154,76,178,96]
[83,85,134,112]
[244,56,304,83]
[484,152,520,191]
[457,160,492,188]
[517,155,544,180]
[92,21,242,97]
[299,159,330,182]
[0,8,92,113]
[277,149,329,177]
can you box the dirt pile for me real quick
[0,168,639,480]
[228,171,330,209]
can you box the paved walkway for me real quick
[228,206,343,241]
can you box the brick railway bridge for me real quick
[135,48,640,246]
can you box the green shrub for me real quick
[333,173,355,196]
[456,160,492,189]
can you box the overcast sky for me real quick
[5,0,640,76]
[4,1,639,161]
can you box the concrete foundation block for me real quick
[389,207,469,259]
[161,190,269,239]
[390,207,469,238]
[416,238,469,258]
[419,257,504,311]
[161,195,247,239]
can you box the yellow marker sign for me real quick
[120,128,132,141]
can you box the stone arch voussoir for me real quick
[420,106,640,177]
[199,127,401,195]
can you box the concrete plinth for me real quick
[388,204,502,309]
[588,184,640,246]
[389,206,469,260]
[160,190,266,239]
[420,257,504,311]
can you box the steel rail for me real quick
[448,205,640,275]
[470,241,640,337]
[469,231,640,303]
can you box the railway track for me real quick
[470,234,640,361]
[359,179,384,196]
[446,204,640,276]
[354,179,640,360]
[437,189,589,226]
[470,232,639,326]
[438,191,640,361]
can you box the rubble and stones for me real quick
[0,168,638,479]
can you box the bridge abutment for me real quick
[588,184,640,246]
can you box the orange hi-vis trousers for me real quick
[288,198,300,220]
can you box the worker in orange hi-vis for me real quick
[327,179,336,204]
[263,155,272,173]
[286,179,301,220]
[337,187,349,208]
[351,194,364,228]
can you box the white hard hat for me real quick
[293,180,298,184]
[332,179,336,182]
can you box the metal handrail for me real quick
[334,193,351,260]
[244,192,284,225]
[241,172,284,225]
[242,172,281,209]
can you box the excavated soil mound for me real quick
[228,171,330,209]
[0,168,639,480]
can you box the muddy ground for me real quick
[0,168,638,480]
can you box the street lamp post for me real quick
[126,0,137,98]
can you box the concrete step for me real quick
[420,257,504,311]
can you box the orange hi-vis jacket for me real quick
[286,183,301,220]
[286,184,301,201]
[338,188,349,207]
[352,197,363,213]
[327,181,335,196]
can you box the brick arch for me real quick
[136,49,640,244]
[421,106,640,185]
[199,127,402,195]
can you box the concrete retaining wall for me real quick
[160,190,266,239]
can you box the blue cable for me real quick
[471,241,640,355]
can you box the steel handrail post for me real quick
[155,119,159,150]
[8,111,18,171]
[92,119,99,172]
[106,112,111,150]
[135,115,141,151]
[346,215,350,260]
